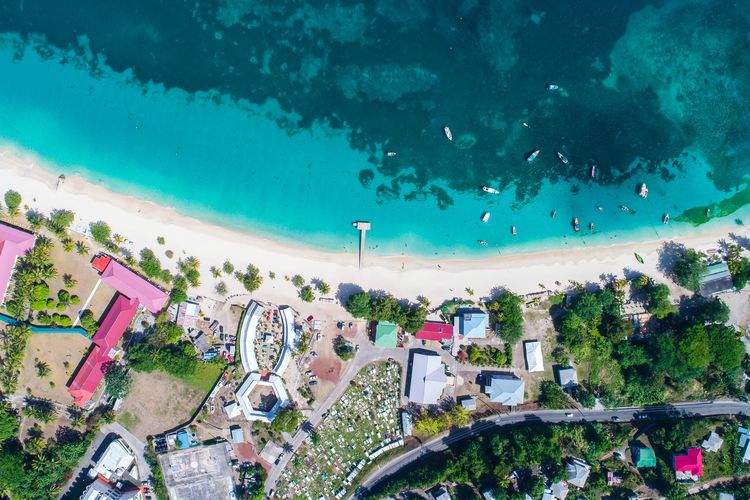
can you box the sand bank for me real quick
[1,145,746,307]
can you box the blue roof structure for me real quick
[457,309,489,339]
[230,425,244,443]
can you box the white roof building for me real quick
[702,431,724,453]
[484,374,525,406]
[550,481,569,499]
[565,458,591,488]
[89,439,135,482]
[81,477,143,500]
[236,372,289,423]
[557,367,579,389]
[223,401,242,419]
[408,351,448,405]
[524,341,544,372]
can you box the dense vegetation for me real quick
[345,291,427,333]
[555,278,744,407]
[486,291,524,344]
[458,344,512,368]
[413,405,469,436]
[270,407,302,434]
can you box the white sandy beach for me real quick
[1,145,747,308]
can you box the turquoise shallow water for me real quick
[0,0,748,258]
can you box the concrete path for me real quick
[73,278,102,327]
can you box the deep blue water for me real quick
[0,0,747,257]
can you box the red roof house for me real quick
[91,254,112,273]
[0,222,35,304]
[100,259,168,313]
[414,322,454,341]
[674,447,703,481]
[67,295,140,407]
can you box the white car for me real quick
[565,413,573,418]
[355,344,360,352]
[310,351,318,358]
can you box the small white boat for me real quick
[522,121,530,128]
[589,222,595,231]
[386,151,397,157]
[557,152,569,165]
[620,205,629,211]
[482,186,499,194]
[443,126,453,141]
[591,165,596,178]
[481,212,491,223]
[596,206,604,211]
[663,213,670,224]
[526,149,540,162]
[546,83,560,91]
[511,226,517,236]
[477,240,488,246]
[639,183,649,198]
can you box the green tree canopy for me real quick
[345,291,372,318]
[672,248,706,292]
[645,283,673,319]
[104,363,133,399]
[270,407,302,433]
[3,190,22,215]
[676,324,711,376]
[487,291,524,345]
[89,221,112,245]
[47,209,75,234]
[707,324,744,373]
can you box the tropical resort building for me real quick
[414,321,453,342]
[699,262,734,296]
[633,446,656,468]
[454,309,489,339]
[407,351,448,405]
[374,320,398,348]
[565,458,591,488]
[674,447,703,482]
[0,221,35,304]
[524,340,544,372]
[68,258,168,407]
[557,367,579,390]
[484,373,525,407]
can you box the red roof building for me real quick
[414,322,454,341]
[91,254,112,273]
[100,259,168,313]
[674,447,703,481]
[68,295,140,407]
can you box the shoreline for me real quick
[2,144,747,306]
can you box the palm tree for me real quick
[61,239,74,253]
[75,241,89,255]
[112,233,125,245]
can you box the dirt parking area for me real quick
[118,370,206,440]
[18,333,91,404]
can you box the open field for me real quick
[118,370,207,440]
[18,333,91,404]
[276,361,402,498]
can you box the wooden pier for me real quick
[352,221,371,269]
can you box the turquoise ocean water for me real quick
[0,0,748,258]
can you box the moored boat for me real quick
[511,226,517,236]
[546,83,560,91]
[386,151,397,157]
[443,126,453,141]
[663,213,670,224]
[481,212,491,223]
[556,151,569,165]
[477,240,488,246]
[573,217,580,232]
[589,222,594,231]
[482,186,499,194]
[526,149,540,162]
[639,183,648,198]
[620,205,629,211]
[591,165,596,178]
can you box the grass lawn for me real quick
[178,361,224,392]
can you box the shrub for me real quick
[79,310,98,335]
[139,248,163,278]
[89,221,112,245]
[157,236,165,245]
[4,190,22,215]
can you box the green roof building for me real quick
[634,446,656,468]
[375,321,398,348]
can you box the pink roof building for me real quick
[674,447,703,481]
[68,295,140,407]
[0,222,36,304]
[100,260,168,313]
[415,322,454,341]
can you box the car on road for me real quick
[355,344,360,352]
[565,413,574,417]
[635,413,648,420]
[611,416,621,422]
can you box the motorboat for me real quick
[443,126,453,141]
[596,206,604,212]
[620,205,629,211]
[526,149,540,162]
[546,83,560,91]
[573,217,580,232]
[551,210,557,218]
[556,152,569,165]
[477,240,488,246]
[663,213,670,224]
[589,222,595,231]
[386,151,397,157]
[481,212,491,223]
[639,183,648,198]
[591,165,596,178]
[522,121,530,128]
[482,186,500,194]
[511,226,517,236]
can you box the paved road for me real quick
[265,327,408,490]
[355,400,750,496]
